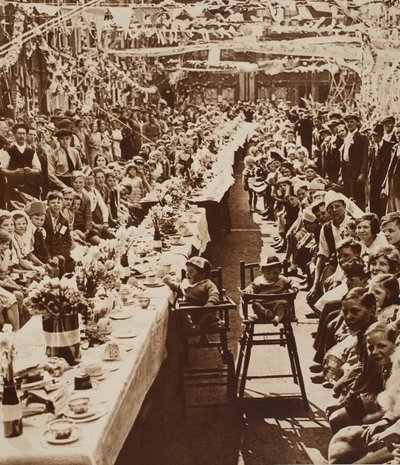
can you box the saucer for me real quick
[143,280,164,287]
[170,241,185,246]
[182,232,193,237]
[64,408,96,420]
[71,404,108,423]
[113,330,137,339]
[44,426,81,445]
[89,369,108,381]
[109,311,132,320]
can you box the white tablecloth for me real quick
[0,209,209,465]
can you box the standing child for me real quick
[163,256,220,332]
[243,256,297,325]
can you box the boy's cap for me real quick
[260,256,281,268]
[308,180,326,191]
[25,201,46,217]
[302,208,316,223]
[186,256,211,270]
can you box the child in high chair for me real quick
[163,256,221,332]
[243,255,297,325]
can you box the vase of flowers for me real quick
[0,326,22,437]
[74,244,125,299]
[26,277,92,366]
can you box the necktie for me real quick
[65,149,75,172]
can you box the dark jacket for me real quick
[43,210,72,259]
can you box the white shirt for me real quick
[383,130,395,142]
[341,128,358,163]
[317,214,355,258]
[6,143,41,170]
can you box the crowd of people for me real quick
[243,100,400,463]
[1,93,400,461]
[0,100,246,332]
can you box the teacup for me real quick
[68,397,90,415]
[186,214,194,222]
[146,273,157,284]
[49,419,74,440]
[171,235,182,245]
[97,317,112,334]
[138,296,151,309]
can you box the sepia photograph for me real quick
[0,0,399,463]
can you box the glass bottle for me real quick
[2,382,23,438]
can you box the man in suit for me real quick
[382,122,400,213]
[339,114,369,209]
[382,115,397,144]
[47,129,83,191]
[43,190,74,274]
[367,124,394,217]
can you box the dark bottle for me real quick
[2,383,23,437]
[153,226,162,253]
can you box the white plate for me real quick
[113,330,137,339]
[44,426,81,445]
[170,241,185,246]
[109,311,132,320]
[182,232,193,237]
[71,404,108,423]
[142,280,164,287]
[64,407,96,420]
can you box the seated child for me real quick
[25,201,59,278]
[243,255,297,325]
[163,256,220,332]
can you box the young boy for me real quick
[243,256,297,325]
[25,200,59,278]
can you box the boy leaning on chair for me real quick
[241,256,299,325]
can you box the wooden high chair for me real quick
[236,260,309,411]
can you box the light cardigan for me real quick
[83,187,109,223]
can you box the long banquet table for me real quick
[0,208,210,465]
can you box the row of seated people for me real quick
[241,100,400,463]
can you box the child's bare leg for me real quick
[7,303,20,330]
[253,302,274,320]
[273,303,286,326]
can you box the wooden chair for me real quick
[236,261,309,411]
[174,267,237,413]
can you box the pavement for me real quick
[116,162,334,465]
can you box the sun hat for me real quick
[260,256,281,269]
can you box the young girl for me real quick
[242,255,297,325]
[12,211,45,273]
[163,256,220,332]
[0,230,22,330]
[369,247,400,277]
[368,274,400,323]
